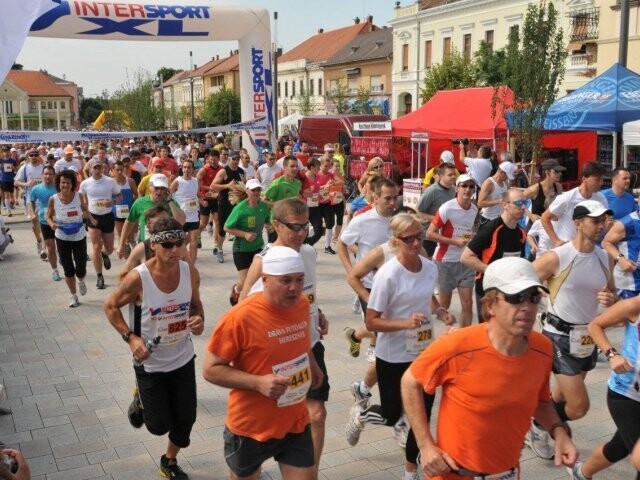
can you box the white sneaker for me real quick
[403,471,420,480]
[393,414,410,448]
[366,345,376,363]
[69,295,79,308]
[525,419,554,459]
[345,404,364,446]
[567,461,589,480]
[349,380,372,410]
[78,281,87,296]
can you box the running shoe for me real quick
[7,234,13,244]
[160,454,188,480]
[212,247,218,257]
[101,252,111,270]
[567,462,589,480]
[324,246,336,255]
[393,415,410,448]
[96,275,105,290]
[229,283,239,306]
[68,295,79,308]
[40,249,47,260]
[52,270,61,282]
[344,327,361,357]
[7,210,11,218]
[352,294,362,314]
[345,404,364,446]
[196,236,202,249]
[78,280,87,296]
[525,419,554,460]
[349,380,372,410]
[403,471,420,480]
[127,387,144,429]
[217,249,224,263]
[366,345,376,363]
[124,242,132,259]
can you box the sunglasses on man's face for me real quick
[458,183,475,189]
[508,200,527,207]
[279,220,309,232]
[500,289,542,305]
[159,240,184,249]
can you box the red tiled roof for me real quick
[279,22,375,64]
[163,70,190,86]
[6,70,71,97]
[203,53,239,76]
[194,57,224,76]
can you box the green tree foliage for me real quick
[331,79,350,114]
[201,86,241,126]
[352,87,373,114]
[496,0,566,164]
[295,87,316,116]
[156,67,182,83]
[80,97,106,126]
[420,49,478,103]
[108,69,162,130]
[475,41,509,86]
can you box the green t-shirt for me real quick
[127,195,181,241]
[224,199,270,253]
[264,176,302,222]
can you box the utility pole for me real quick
[273,11,280,137]
[190,50,195,129]
[619,0,629,66]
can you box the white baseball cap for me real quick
[440,150,455,165]
[245,179,262,190]
[150,173,169,188]
[572,200,613,220]
[483,257,548,295]
[499,161,516,180]
[456,173,474,186]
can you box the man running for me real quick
[30,166,61,281]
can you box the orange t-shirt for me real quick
[410,323,553,478]
[207,292,311,442]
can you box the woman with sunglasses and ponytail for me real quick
[344,212,455,480]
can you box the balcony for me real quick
[394,3,419,19]
[371,85,384,93]
[567,8,599,43]
[566,53,596,76]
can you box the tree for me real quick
[420,49,477,103]
[156,67,182,84]
[330,79,350,114]
[474,41,508,86]
[295,88,316,116]
[496,0,566,164]
[80,97,106,126]
[201,86,241,126]
[352,87,373,114]
[108,69,163,130]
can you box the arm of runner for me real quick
[426,221,467,248]
[119,242,145,281]
[45,197,58,230]
[210,169,229,192]
[476,178,497,209]
[167,200,186,225]
[187,265,204,335]
[589,298,638,374]
[365,309,426,332]
[129,178,139,199]
[460,247,488,274]
[225,227,256,243]
[117,220,135,258]
[532,400,578,467]
[346,246,384,303]
[203,351,290,400]
[541,208,564,247]
[336,239,354,275]
[401,368,458,477]
[602,221,636,272]
[532,250,560,284]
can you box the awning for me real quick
[567,41,585,51]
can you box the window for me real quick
[29,101,36,111]
[292,80,296,97]
[60,101,66,110]
[300,80,304,95]
[348,77,358,94]
[485,30,494,54]
[318,79,323,96]
[309,79,314,96]
[402,44,409,72]
[4,101,13,115]
[277,82,281,98]
[285,81,288,98]
[463,34,472,60]
[424,40,432,68]
[330,79,340,95]
[41,101,46,110]
[370,75,383,93]
[47,101,53,109]
[569,8,599,42]
[443,37,451,57]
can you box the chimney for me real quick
[230,49,233,56]
[375,41,383,48]
[366,15,373,23]
[351,46,359,53]
[318,28,324,34]
[395,1,401,8]
[216,54,219,60]
[235,49,239,54]
[354,16,360,24]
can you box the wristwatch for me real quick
[122,330,134,343]
[605,347,619,360]
[615,253,624,264]
[549,421,572,439]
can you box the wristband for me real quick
[605,347,619,359]
[550,421,572,439]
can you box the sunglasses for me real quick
[279,220,309,232]
[509,200,527,207]
[159,240,184,249]
[373,165,383,169]
[458,183,475,189]
[397,233,425,244]
[29,154,38,157]
[500,289,542,305]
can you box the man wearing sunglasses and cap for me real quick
[527,200,616,460]
[402,257,578,480]
[461,188,528,323]
[104,217,204,480]
[204,245,323,480]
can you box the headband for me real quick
[149,230,185,243]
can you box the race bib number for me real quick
[3,164,12,172]
[306,292,316,304]
[479,468,518,480]
[184,199,198,213]
[454,226,473,241]
[272,352,311,407]
[115,204,129,219]
[89,198,110,214]
[153,311,190,345]
[330,185,344,205]
[569,324,595,358]
[307,193,319,208]
[406,319,433,354]
[65,208,80,219]
[319,187,330,203]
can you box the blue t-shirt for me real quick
[30,183,57,224]
[602,188,636,220]
[608,319,640,402]
[1,158,16,182]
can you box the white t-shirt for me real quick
[16,163,44,198]
[548,187,608,242]
[54,158,83,174]
[241,163,256,180]
[340,207,391,288]
[276,156,305,171]
[528,219,551,259]
[257,163,282,189]
[464,157,492,186]
[432,198,478,263]
[79,176,121,215]
[368,256,438,363]
[174,176,199,223]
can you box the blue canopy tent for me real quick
[544,63,640,132]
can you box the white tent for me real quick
[278,112,303,136]
[624,119,640,147]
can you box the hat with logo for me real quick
[245,179,262,190]
[483,257,549,295]
[572,200,613,220]
[150,173,169,188]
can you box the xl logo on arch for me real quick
[31,0,211,37]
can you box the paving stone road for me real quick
[0,217,634,479]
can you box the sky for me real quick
[16,0,394,97]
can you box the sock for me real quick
[97,273,104,278]
[359,382,370,396]
[553,400,570,422]
[325,228,333,247]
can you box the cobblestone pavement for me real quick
[0,217,634,479]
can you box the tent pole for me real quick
[613,132,618,170]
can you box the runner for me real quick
[203,245,323,480]
[170,159,200,263]
[196,151,223,252]
[402,257,577,480]
[104,217,204,480]
[111,160,138,258]
[1,146,17,217]
[79,159,122,290]
[14,148,45,258]
[45,170,90,308]
[530,200,616,460]
[29,166,61,281]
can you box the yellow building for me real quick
[595,0,640,76]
